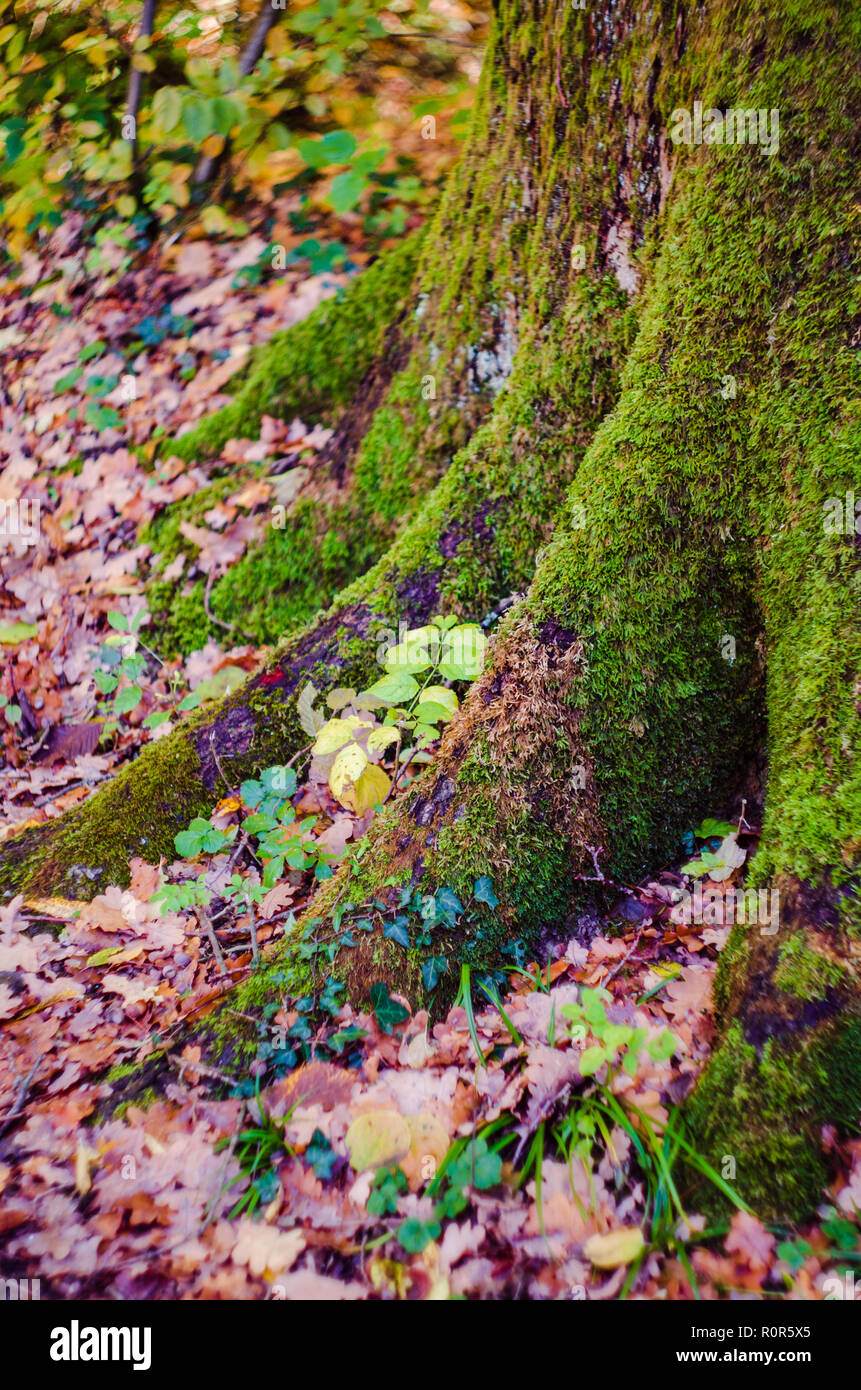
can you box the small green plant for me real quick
[303,616,487,814]
[561,987,679,1079]
[217,1091,295,1219]
[393,1128,506,1254]
[680,817,746,882]
[0,691,21,726]
[368,1165,408,1216]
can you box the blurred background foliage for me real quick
[0,0,487,260]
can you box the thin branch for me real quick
[125,0,158,187]
[193,0,281,185]
[204,569,256,643]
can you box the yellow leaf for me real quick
[333,760,390,815]
[85,946,124,968]
[74,1141,98,1196]
[329,742,368,805]
[402,1112,450,1189]
[367,726,400,754]
[583,1226,645,1268]
[313,717,367,756]
[24,896,81,919]
[352,763,391,813]
[345,1110,410,1171]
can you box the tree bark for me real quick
[5,0,860,1218]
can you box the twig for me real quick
[196,904,229,979]
[203,568,256,642]
[169,1052,240,1089]
[0,1058,40,1138]
[604,928,645,986]
[572,843,636,896]
[208,727,234,796]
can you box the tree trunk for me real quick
[5,0,860,1219]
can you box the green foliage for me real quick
[367,1165,407,1216]
[0,0,466,255]
[216,1090,295,1219]
[369,981,410,1034]
[307,617,487,814]
[153,763,336,927]
[561,988,680,1079]
[0,691,21,726]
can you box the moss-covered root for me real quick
[0,276,632,903]
[4,0,682,900]
[689,878,861,1220]
[168,229,423,463]
[216,0,861,1212]
[684,0,861,1219]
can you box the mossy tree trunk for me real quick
[5,0,860,1217]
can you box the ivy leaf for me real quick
[473,876,499,908]
[369,982,410,1035]
[436,886,464,920]
[383,917,411,950]
[305,1128,338,1181]
[422,956,448,992]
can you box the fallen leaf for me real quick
[583,1226,645,1268]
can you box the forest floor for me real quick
[1,209,859,1302]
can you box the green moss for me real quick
[688,1016,861,1220]
[111,1088,158,1120]
[774,934,848,1001]
[167,229,424,463]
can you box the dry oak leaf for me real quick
[724,1211,776,1272]
[402,1112,450,1189]
[270,1269,366,1300]
[231,1221,305,1278]
[662,965,713,1021]
[268,1061,356,1117]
